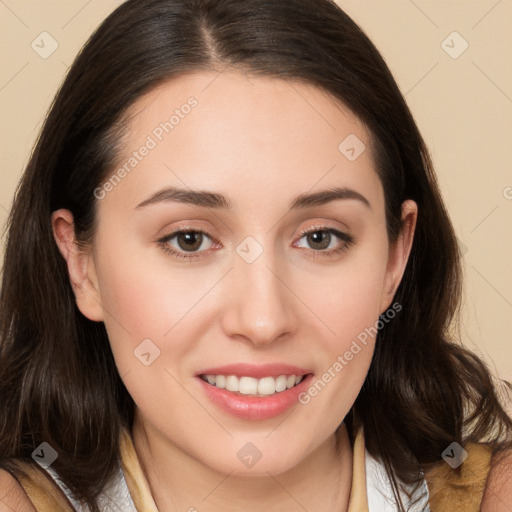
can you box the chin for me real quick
[202,443,304,478]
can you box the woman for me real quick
[0,0,511,510]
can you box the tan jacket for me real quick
[7,426,493,511]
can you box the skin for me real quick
[52,71,417,511]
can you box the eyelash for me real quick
[157,226,354,261]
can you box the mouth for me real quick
[195,363,314,420]
[199,373,307,397]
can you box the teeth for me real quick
[201,374,306,396]
[226,375,239,392]
[240,377,258,395]
[275,375,287,392]
[258,377,275,395]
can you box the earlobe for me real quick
[380,200,418,312]
[51,209,104,322]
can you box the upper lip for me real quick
[196,363,313,379]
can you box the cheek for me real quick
[92,232,212,375]
[292,237,389,418]
[296,236,389,352]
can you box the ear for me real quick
[51,209,104,322]
[379,199,417,313]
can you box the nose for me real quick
[220,246,299,347]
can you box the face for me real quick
[54,71,416,476]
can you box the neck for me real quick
[132,410,353,512]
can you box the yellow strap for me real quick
[119,428,159,511]
[347,424,369,512]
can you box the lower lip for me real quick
[196,374,314,421]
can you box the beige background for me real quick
[1,1,511,380]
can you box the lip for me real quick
[196,363,312,379]
[196,372,315,421]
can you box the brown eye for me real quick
[306,231,331,250]
[295,227,354,256]
[176,231,204,252]
[162,230,214,254]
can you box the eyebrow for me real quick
[290,187,371,210]
[135,185,371,211]
[136,187,232,210]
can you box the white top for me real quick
[365,448,431,511]
[45,466,135,512]
[45,447,431,511]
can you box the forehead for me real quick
[105,70,383,214]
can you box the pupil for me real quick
[178,232,203,251]
[307,231,330,250]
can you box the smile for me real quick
[199,374,306,397]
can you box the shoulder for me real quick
[481,447,512,511]
[0,469,36,512]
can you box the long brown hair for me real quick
[1,0,511,510]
